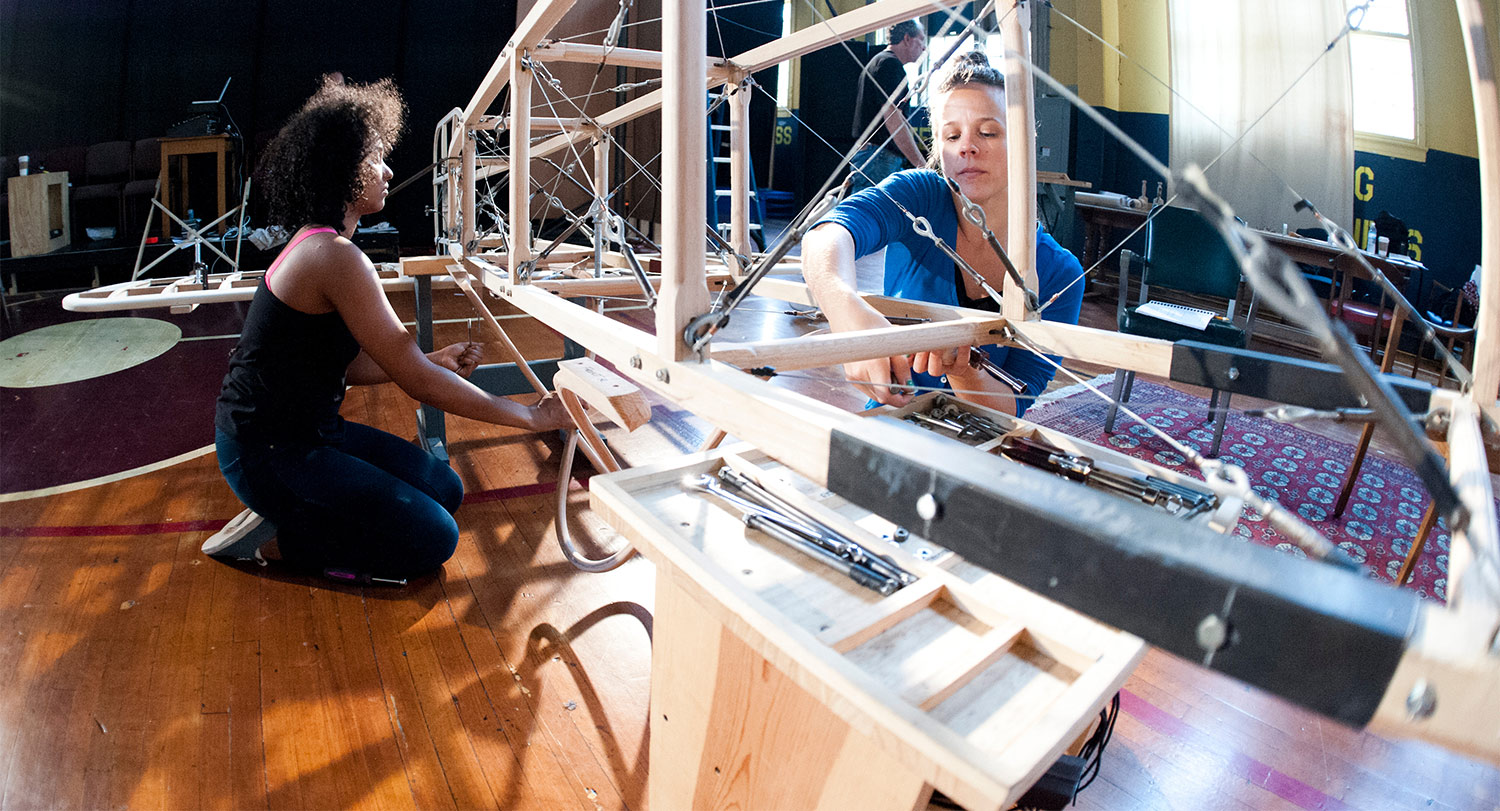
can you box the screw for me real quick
[1424,409,1451,434]
[655,369,670,383]
[1226,366,1240,381]
[915,492,940,521]
[629,355,642,369]
[1196,614,1230,652]
[891,527,910,543]
[1405,679,1437,720]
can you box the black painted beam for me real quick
[826,415,1419,726]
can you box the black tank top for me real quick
[215,281,361,445]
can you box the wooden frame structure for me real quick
[57,0,1500,783]
[431,0,1500,771]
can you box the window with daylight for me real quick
[1348,0,1418,144]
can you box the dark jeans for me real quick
[216,423,464,579]
[848,143,904,193]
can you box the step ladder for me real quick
[706,94,766,252]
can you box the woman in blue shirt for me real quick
[804,51,1084,416]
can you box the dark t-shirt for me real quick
[852,49,910,159]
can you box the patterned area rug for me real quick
[1027,376,1453,604]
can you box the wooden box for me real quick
[591,446,1146,811]
[8,172,70,257]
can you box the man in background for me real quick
[848,20,927,192]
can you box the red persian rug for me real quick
[1027,376,1457,604]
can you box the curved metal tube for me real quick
[554,429,636,573]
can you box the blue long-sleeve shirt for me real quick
[816,169,1085,415]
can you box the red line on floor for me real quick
[0,477,594,538]
[460,475,591,505]
[1,519,231,538]
[1119,688,1352,810]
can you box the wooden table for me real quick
[157,134,232,237]
[1256,230,1424,289]
[1253,229,1423,346]
[6,172,71,257]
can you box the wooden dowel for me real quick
[451,266,549,396]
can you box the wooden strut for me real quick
[449,265,549,397]
[52,0,1500,772]
[432,0,1500,767]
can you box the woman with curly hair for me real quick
[804,51,1084,417]
[205,75,569,580]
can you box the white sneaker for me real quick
[202,508,276,559]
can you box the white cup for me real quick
[17,155,28,176]
[1377,236,1390,257]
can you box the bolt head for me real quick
[916,492,940,521]
[655,368,670,383]
[1406,679,1437,720]
[1196,614,1229,652]
[1226,366,1240,381]
[629,355,642,369]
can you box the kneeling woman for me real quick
[804,52,1084,416]
[208,76,568,579]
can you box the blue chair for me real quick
[1104,205,1255,457]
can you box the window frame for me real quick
[1349,0,1426,162]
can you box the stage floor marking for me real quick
[0,444,216,503]
[0,317,182,387]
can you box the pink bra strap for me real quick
[265,227,339,281]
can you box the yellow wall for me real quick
[1117,0,1170,115]
[1045,0,1166,114]
[779,0,1493,159]
[1414,0,1500,160]
[1048,0,1494,157]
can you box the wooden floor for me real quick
[1,284,1498,810]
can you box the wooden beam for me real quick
[1369,600,1500,763]
[553,357,651,432]
[1001,2,1040,322]
[750,277,969,322]
[1446,396,1500,613]
[710,316,1007,372]
[728,81,752,257]
[1008,320,1175,379]
[478,0,962,183]
[533,41,732,72]
[731,0,967,73]
[529,116,587,131]
[742,278,1176,381]
[509,56,534,273]
[451,266,548,396]
[1459,0,1500,406]
[461,128,477,252]
[658,0,711,361]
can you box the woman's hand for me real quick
[911,347,966,380]
[803,223,915,406]
[525,392,575,432]
[428,342,483,378]
[837,309,915,406]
